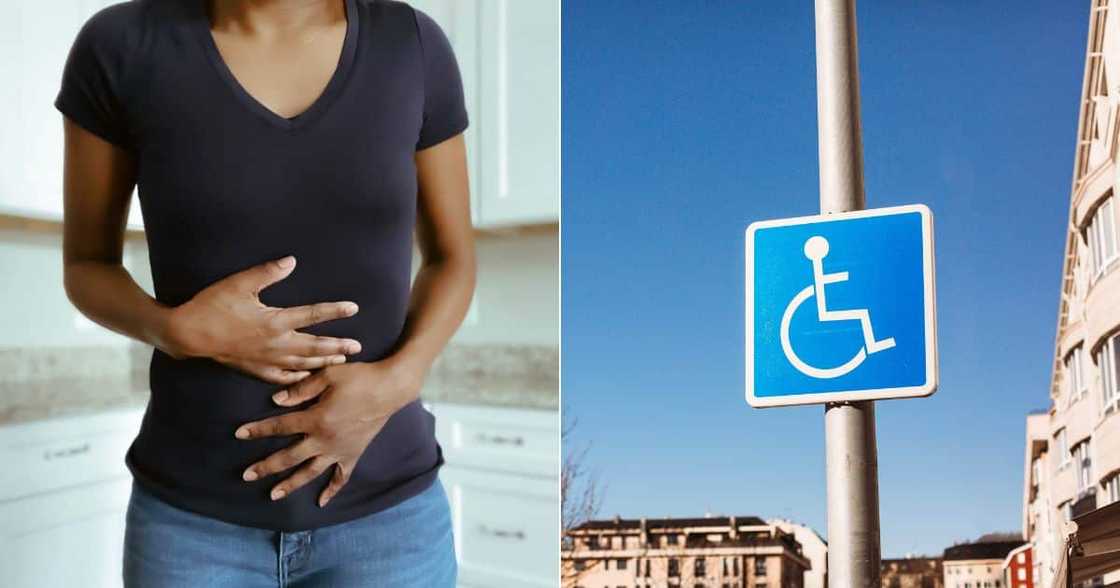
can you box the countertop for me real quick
[0,343,557,426]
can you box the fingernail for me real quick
[235,427,250,439]
[346,341,361,354]
[332,355,346,365]
[243,469,258,481]
[278,255,295,268]
[271,489,286,501]
[344,302,359,314]
[273,390,289,403]
[318,496,328,507]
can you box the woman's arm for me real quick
[391,131,477,388]
[61,118,363,384]
[61,117,177,351]
[235,133,476,507]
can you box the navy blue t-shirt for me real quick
[55,0,468,531]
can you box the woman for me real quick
[56,0,475,585]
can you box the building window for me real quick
[617,558,628,571]
[1086,196,1118,279]
[1066,346,1088,404]
[667,534,680,546]
[573,560,586,571]
[695,558,707,577]
[1056,428,1070,468]
[587,536,599,550]
[1073,439,1093,493]
[669,558,680,577]
[1104,472,1120,505]
[1060,500,1073,522]
[734,558,740,576]
[755,558,767,576]
[1099,332,1120,414]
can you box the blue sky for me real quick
[562,1,1086,557]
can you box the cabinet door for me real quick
[475,0,560,228]
[440,466,559,588]
[0,476,131,588]
[406,0,484,227]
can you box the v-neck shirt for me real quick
[54,0,469,531]
[189,0,360,130]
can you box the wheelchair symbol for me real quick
[780,235,896,379]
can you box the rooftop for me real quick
[943,541,1025,562]
[572,515,768,531]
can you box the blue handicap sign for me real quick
[745,204,937,407]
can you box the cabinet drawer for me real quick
[431,404,557,478]
[441,466,558,588]
[0,407,145,502]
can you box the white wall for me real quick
[0,229,147,348]
[447,229,558,346]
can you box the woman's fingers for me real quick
[272,374,331,407]
[235,412,308,440]
[242,439,318,482]
[228,255,297,296]
[271,301,359,332]
[269,455,334,501]
[250,364,312,385]
[318,461,354,507]
[283,332,362,358]
[275,354,347,371]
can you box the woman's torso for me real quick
[64,0,456,530]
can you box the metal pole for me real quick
[814,0,882,587]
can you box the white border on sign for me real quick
[744,203,938,408]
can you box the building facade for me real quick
[562,516,812,588]
[1023,413,1059,588]
[943,542,1025,588]
[769,519,828,588]
[881,557,943,588]
[1023,0,1120,586]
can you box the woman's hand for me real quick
[234,360,423,507]
[167,255,363,385]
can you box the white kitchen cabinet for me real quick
[0,477,132,588]
[0,406,145,588]
[410,0,559,229]
[429,402,559,588]
[475,0,560,228]
[0,402,557,588]
[442,466,559,588]
[0,1,144,230]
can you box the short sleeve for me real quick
[412,7,469,150]
[54,5,135,151]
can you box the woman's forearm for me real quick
[385,252,476,394]
[64,260,182,356]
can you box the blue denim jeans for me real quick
[122,477,456,587]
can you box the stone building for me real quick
[769,519,828,588]
[1022,0,1120,586]
[562,515,811,588]
[881,557,943,588]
